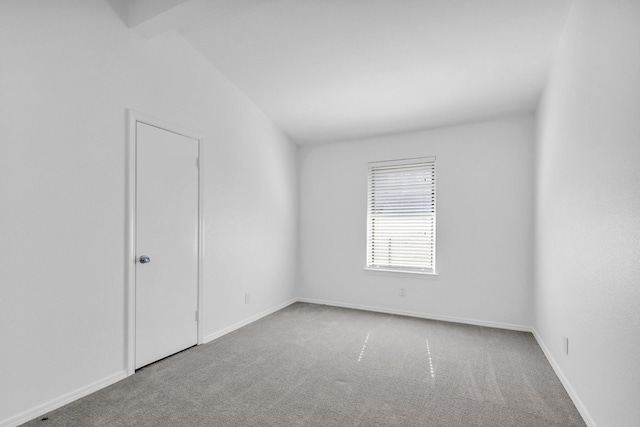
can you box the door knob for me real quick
[139,255,151,264]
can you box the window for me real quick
[366,157,436,274]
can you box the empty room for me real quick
[1,0,638,426]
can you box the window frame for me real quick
[364,156,437,276]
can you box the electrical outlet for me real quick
[563,337,569,355]
[399,287,406,297]
[245,293,250,304]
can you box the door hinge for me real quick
[195,310,199,321]
[196,157,200,169]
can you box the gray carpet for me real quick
[23,303,586,426]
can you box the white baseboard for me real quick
[1,370,127,427]
[203,298,298,344]
[532,329,596,427]
[297,297,533,332]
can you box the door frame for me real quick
[125,109,205,376]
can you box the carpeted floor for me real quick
[23,303,586,426]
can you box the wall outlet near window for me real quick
[399,287,406,297]
[245,293,251,304]
[563,337,569,355]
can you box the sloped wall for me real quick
[0,1,297,424]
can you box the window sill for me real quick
[363,267,438,279]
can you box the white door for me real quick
[135,122,199,369]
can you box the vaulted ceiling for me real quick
[116,0,572,144]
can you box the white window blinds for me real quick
[366,157,436,274]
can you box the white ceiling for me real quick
[124,0,572,145]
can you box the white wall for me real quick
[0,1,297,424]
[534,1,640,426]
[299,116,535,328]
